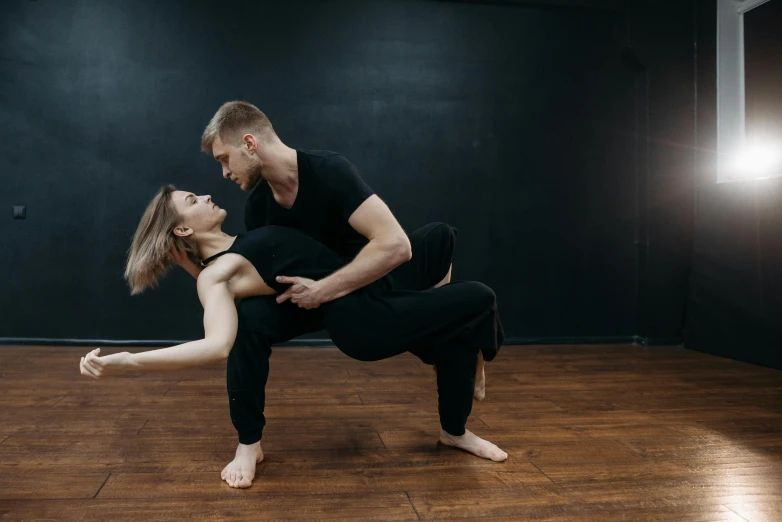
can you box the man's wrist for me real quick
[314,279,333,303]
[315,277,341,303]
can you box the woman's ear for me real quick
[173,225,193,238]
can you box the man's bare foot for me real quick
[439,428,508,462]
[221,441,264,488]
[474,352,486,401]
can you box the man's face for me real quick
[211,136,262,192]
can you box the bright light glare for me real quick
[731,142,781,179]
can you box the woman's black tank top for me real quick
[201,226,345,294]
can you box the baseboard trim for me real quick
[0,336,683,348]
[635,336,683,347]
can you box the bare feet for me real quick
[474,352,486,401]
[439,428,508,462]
[221,441,264,488]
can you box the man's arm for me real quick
[276,195,411,307]
[317,194,411,302]
[276,154,411,308]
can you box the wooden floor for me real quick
[0,345,781,521]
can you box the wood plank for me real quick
[130,431,385,452]
[0,434,133,454]
[0,500,89,521]
[408,489,750,521]
[378,427,587,451]
[85,495,417,521]
[0,472,109,499]
[0,413,148,436]
[139,414,489,435]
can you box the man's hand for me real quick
[275,276,326,309]
[79,348,134,380]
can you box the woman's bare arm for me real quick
[80,267,238,378]
[129,276,237,370]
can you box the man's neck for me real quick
[262,146,299,206]
[262,145,298,187]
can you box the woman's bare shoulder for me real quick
[199,254,246,284]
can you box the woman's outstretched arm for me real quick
[80,270,237,378]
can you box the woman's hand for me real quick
[79,348,134,380]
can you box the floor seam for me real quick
[530,461,559,486]
[405,491,422,520]
[92,473,112,499]
[721,504,751,521]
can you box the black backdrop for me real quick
[1,0,698,349]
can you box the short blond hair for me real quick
[124,185,200,295]
[201,101,277,154]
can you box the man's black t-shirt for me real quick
[244,150,374,262]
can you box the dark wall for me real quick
[1,0,696,345]
[626,2,697,344]
[685,0,782,369]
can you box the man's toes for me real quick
[492,449,508,462]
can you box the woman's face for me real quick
[172,190,227,234]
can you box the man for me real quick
[173,101,492,488]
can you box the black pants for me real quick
[227,223,503,443]
[326,279,503,435]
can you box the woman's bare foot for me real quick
[439,428,508,462]
[221,441,264,488]
[474,353,486,401]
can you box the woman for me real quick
[79,185,507,487]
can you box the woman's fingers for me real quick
[85,353,102,370]
[82,351,104,378]
[80,347,105,379]
[80,357,100,379]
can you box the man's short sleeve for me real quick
[323,154,375,220]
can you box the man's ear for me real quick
[173,225,193,238]
[243,134,258,154]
